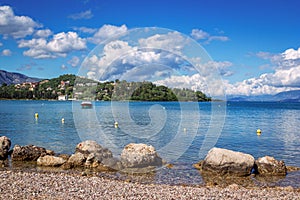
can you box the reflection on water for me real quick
[0,100,300,187]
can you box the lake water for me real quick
[0,100,299,187]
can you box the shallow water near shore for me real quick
[0,100,300,187]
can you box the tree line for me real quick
[0,75,211,102]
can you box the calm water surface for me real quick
[0,100,299,187]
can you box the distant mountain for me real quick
[227,90,300,102]
[0,70,41,85]
[273,90,300,102]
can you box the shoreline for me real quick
[0,169,299,200]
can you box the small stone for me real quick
[46,149,55,156]
[284,186,294,192]
[193,161,203,170]
[165,163,174,169]
[286,165,300,172]
[227,183,240,190]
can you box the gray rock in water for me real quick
[255,156,286,176]
[0,136,11,160]
[201,147,255,176]
[37,155,66,167]
[101,157,123,171]
[121,143,162,169]
[65,152,86,168]
[11,145,47,161]
[75,140,113,162]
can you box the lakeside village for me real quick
[0,74,211,102]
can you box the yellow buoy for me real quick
[114,121,119,128]
[61,118,65,124]
[257,129,262,136]
[35,113,39,119]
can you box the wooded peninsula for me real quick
[0,74,211,102]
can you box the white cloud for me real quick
[154,73,225,97]
[224,47,300,96]
[83,30,228,96]
[61,64,68,70]
[0,42,3,47]
[207,36,229,43]
[191,29,209,40]
[73,26,97,34]
[0,5,40,39]
[68,10,93,20]
[18,31,87,59]
[1,49,11,56]
[83,37,188,82]
[139,31,187,55]
[282,47,300,60]
[190,29,229,44]
[34,29,53,38]
[68,56,80,67]
[203,61,233,77]
[89,24,128,44]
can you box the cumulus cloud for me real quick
[1,49,11,56]
[154,73,225,97]
[83,30,198,82]
[34,29,53,38]
[225,47,300,96]
[68,10,93,20]
[190,28,229,44]
[0,5,40,39]
[68,56,80,67]
[89,24,128,44]
[139,31,188,55]
[190,29,210,40]
[203,61,233,77]
[18,31,87,58]
[82,30,228,96]
[73,26,97,34]
[282,47,300,60]
[153,46,300,96]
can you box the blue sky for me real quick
[0,0,300,96]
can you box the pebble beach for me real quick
[0,170,299,200]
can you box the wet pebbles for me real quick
[0,170,299,200]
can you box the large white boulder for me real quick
[202,147,255,176]
[121,143,162,168]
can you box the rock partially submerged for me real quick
[63,140,122,171]
[63,152,86,169]
[37,155,66,167]
[0,136,11,160]
[201,147,255,176]
[121,143,163,169]
[76,140,113,163]
[255,156,287,176]
[11,145,48,161]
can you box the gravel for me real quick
[0,170,299,200]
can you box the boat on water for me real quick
[81,101,93,109]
